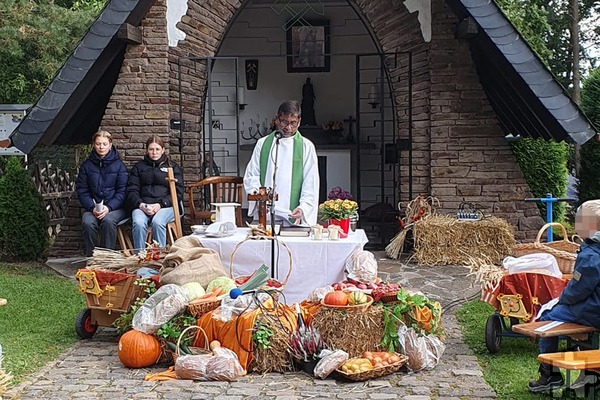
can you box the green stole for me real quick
[259,131,304,211]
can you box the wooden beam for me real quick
[118,23,142,44]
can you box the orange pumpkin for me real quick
[117,329,162,368]
[324,290,348,306]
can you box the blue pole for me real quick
[545,193,553,242]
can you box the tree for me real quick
[0,0,102,104]
[578,68,600,203]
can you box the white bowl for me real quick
[191,225,207,234]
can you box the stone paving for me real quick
[5,253,495,400]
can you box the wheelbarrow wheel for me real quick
[75,308,98,339]
[485,314,502,353]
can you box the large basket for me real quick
[320,295,374,312]
[229,238,293,291]
[335,354,408,381]
[513,223,579,274]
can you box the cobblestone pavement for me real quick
[5,253,494,400]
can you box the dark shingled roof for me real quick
[447,0,597,144]
[9,0,154,154]
[8,0,598,153]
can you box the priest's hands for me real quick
[289,207,304,225]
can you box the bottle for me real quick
[294,302,305,330]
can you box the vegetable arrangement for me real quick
[381,289,443,352]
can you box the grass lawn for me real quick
[0,262,85,385]
[457,299,562,400]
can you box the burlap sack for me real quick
[159,236,227,287]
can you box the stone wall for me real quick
[49,0,544,256]
[428,0,541,240]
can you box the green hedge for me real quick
[0,157,49,260]
[511,138,569,222]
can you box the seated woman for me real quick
[75,130,128,257]
[126,136,183,252]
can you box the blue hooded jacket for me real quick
[76,147,128,212]
[559,239,600,328]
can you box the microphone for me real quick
[274,130,284,140]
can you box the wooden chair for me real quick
[187,176,244,226]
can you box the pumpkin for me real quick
[117,329,162,368]
[324,290,348,306]
[348,291,368,305]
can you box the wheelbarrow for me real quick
[75,269,148,339]
[483,272,567,353]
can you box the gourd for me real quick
[324,291,349,306]
[117,329,162,368]
[348,291,368,305]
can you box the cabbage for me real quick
[181,282,206,300]
[206,277,237,293]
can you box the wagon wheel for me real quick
[75,308,98,339]
[485,314,502,354]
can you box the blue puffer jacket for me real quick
[559,239,600,328]
[76,147,128,212]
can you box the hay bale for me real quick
[249,315,293,373]
[412,215,515,266]
[312,305,385,357]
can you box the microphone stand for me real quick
[269,134,282,280]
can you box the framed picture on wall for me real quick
[286,20,330,73]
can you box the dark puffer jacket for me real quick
[76,147,128,212]
[126,153,184,211]
[559,239,600,328]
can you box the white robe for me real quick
[244,134,320,225]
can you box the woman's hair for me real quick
[92,130,112,143]
[146,135,165,149]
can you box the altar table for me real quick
[193,228,368,304]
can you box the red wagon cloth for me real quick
[487,272,568,320]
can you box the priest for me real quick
[244,100,320,226]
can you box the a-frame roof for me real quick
[7,0,154,154]
[447,0,597,144]
[6,0,598,154]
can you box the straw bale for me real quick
[249,315,293,373]
[412,215,515,266]
[312,305,385,357]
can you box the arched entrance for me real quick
[173,0,424,247]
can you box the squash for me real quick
[324,290,348,306]
[117,329,162,368]
[348,291,368,305]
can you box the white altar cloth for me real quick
[193,228,368,304]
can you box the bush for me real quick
[0,157,48,261]
[511,138,569,222]
[579,68,600,204]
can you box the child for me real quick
[529,200,600,393]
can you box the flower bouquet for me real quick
[288,324,327,373]
[321,120,343,131]
[318,198,358,237]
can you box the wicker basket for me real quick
[513,223,579,274]
[172,325,211,363]
[379,291,400,303]
[229,238,293,292]
[320,295,374,312]
[187,299,221,318]
[335,354,408,381]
